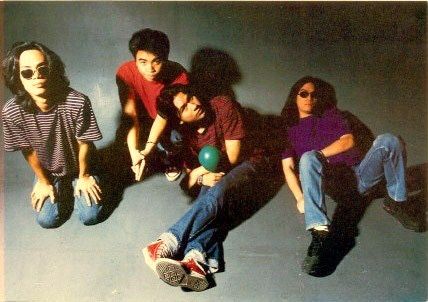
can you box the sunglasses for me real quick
[20,65,49,80]
[298,91,318,99]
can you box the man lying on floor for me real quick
[142,84,260,291]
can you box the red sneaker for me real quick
[156,257,209,291]
[142,239,175,273]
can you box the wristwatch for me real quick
[197,175,204,186]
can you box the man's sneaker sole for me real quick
[156,258,209,291]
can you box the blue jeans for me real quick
[156,129,183,166]
[301,133,407,230]
[168,161,256,266]
[36,175,103,228]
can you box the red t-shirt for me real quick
[116,60,188,119]
[181,96,245,170]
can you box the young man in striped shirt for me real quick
[2,41,104,228]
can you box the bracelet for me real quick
[146,141,156,145]
[317,150,329,163]
[197,174,204,186]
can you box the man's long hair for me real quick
[2,41,70,112]
[280,76,337,127]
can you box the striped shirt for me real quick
[2,88,102,177]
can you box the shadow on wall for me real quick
[189,47,242,102]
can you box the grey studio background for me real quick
[1,2,427,302]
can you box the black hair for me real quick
[128,28,170,60]
[280,76,337,127]
[2,41,70,112]
[156,84,193,126]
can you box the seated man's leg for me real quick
[201,222,228,273]
[168,161,256,245]
[299,151,334,276]
[73,175,103,226]
[355,133,406,200]
[143,161,255,283]
[144,185,224,270]
[36,177,74,229]
[354,133,418,230]
[156,228,216,292]
[299,151,330,230]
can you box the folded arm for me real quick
[319,134,355,158]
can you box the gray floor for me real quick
[3,150,427,302]
[1,2,426,301]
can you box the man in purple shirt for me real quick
[281,76,419,277]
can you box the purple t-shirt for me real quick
[281,108,362,167]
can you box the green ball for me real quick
[198,145,221,172]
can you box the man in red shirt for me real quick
[142,84,258,291]
[116,28,188,181]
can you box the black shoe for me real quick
[383,197,422,232]
[302,230,329,276]
[302,230,356,277]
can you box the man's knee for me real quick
[197,187,224,216]
[373,133,401,150]
[299,150,322,171]
[36,212,63,229]
[78,205,102,226]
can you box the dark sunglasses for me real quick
[20,65,49,80]
[298,91,318,99]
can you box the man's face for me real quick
[173,92,206,124]
[135,50,163,82]
[296,82,317,118]
[19,49,49,98]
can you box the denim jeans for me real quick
[36,175,103,228]
[300,133,407,230]
[156,129,183,166]
[168,161,256,268]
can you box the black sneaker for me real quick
[302,229,329,276]
[383,197,421,232]
[302,230,356,277]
